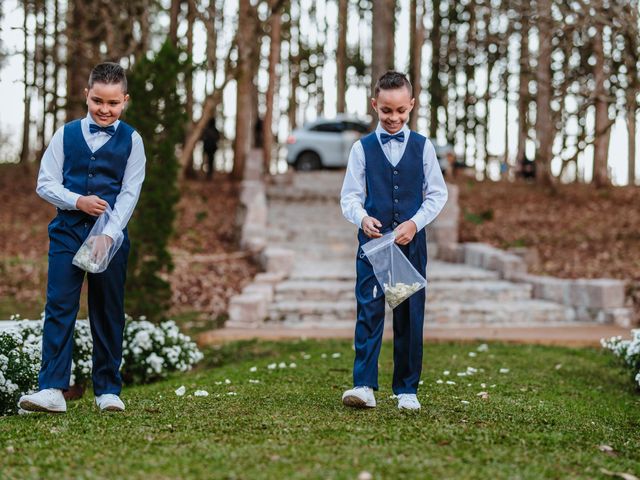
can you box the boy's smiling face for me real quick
[85,82,129,127]
[371,86,415,134]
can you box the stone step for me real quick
[274,279,532,303]
[287,260,501,282]
[267,298,576,326]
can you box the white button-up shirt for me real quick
[340,123,448,231]
[36,112,146,239]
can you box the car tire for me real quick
[295,151,322,171]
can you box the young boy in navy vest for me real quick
[19,62,146,413]
[340,71,448,410]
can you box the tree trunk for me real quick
[169,0,181,46]
[628,102,637,186]
[288,6,300,131]
[371,0,395,125]
[232,0,253,180]
[65,1,94,121]
[336,0,348,113]
[516,10,529,170]
[534,0,554,185]
[428,0,441,138]
[409,0,424,130]
[263,1,283,174]
[19,1,31,164]
[182,0,196,178]
[592,22,610,187]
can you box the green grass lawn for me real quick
[1,339,639,479]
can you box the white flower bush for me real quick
[0,314,203,415]
[121,316,204,384]
[601,329,640,389]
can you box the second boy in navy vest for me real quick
[19,63,146,413]
[340,71,448,410]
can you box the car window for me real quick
[310,123,344,133]
[343,121,369,133]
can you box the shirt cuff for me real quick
[66,192,82,210]
[410,212,427,232]
[355,210,368,229]
[102,222,123,243]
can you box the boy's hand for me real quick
[361,216,383,238]
[77,195,108,216]
[90,235,114,263]
[394,220,417,245]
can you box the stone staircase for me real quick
[262,172,578,329]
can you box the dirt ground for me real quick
[455,177,640,312]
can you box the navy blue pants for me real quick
[39,215,129,396]
[353,231,427,394]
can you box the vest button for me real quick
[394,199,398,203]
[88,173,94,178]
[395,213,399,218]
[393,222,398,227]
[90,156,95,161]
[394,170,398,175]
[394,185,398,190]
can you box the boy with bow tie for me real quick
[340,71,448,410]
[19,62,146,413]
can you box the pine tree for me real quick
[124,41,187,320]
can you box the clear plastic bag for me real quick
[361,231,426,309]
[72,205,123,274]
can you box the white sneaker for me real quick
[397,393,421,410]
[342,386,376,408]
[18,389,67,413]
[95,394,125,412]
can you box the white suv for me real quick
[286,117,452,173]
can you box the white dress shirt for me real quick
[36,112,146,239]
[340,122,448,232]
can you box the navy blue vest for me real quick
[58,119,134,225]
[358,131,426,245]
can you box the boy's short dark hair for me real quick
[374,71,412,97]
[88,62,128,92]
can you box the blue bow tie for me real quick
[380,131,405,145]
[89,123,116,136]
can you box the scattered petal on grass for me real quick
[436,380,444,384]
[321,354,327,359]
[225,379,231,384]
[477,391,489,399]
[443,370,450,376]
[499,368,510,374]
[446,381,456,385]
[175,386,186,396]
[194,390,209,397]
[267,363,277,370]
[332,353,341,358]
[600,468,638,480]
[389,394,398,399]
[481,383,487,388]
[457,372,467,377]
[461,400,470,405]
[419,380,423,385]
[289,363,297,368]
[555,364,563,370]
[249,366,258,372]
[467,383,472,387]
[467,367,478,374]
[249,379,260,384]
[598,445,615,453]
[227,392,237,396]
[468,352,477,357]
[477,344,489,352]
[358,472,373,480]
[490,384,497,388]
[278,362,287,369]
[6,445,15,453]
[214,381,222,385]
[302,354,311,360]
